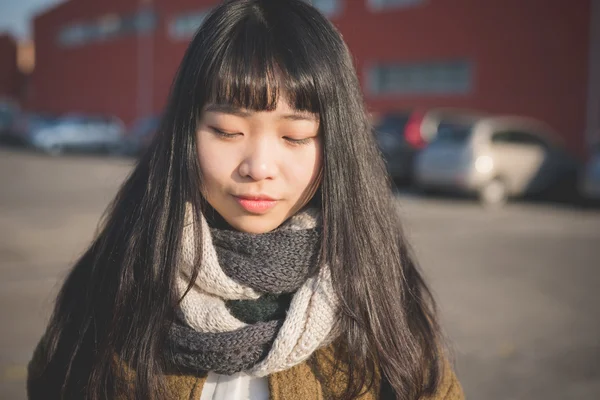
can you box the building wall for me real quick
[30,0,142,123]
[586,0,600,148]
[151,0,217,113]
[30,0,591,155]
[0,34,19,100]
[336,0,590,155]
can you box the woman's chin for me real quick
[223,213,287,234]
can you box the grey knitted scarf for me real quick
[168,208,339,376]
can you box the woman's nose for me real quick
[237,138,279,181]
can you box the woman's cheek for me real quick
[288,146,321,189]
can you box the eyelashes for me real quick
[284,137,312,146]
[210,127,240,139]
[209,126,315,146]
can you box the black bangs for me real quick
[198,3,320,114]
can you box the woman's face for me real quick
[196,93,322,234]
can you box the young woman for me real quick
[27,0,464,399]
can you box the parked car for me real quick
[7,112,59,146]
[374,112,414,182]
[0,100,20,141]
[580,144,600,202]
[418,108,488,143]
[27,114,126,155]
[122,115,160,156]
[415,116,580,207]
[374,108,486,183]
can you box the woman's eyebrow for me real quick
[204,104,251,117]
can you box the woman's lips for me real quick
[234,195,278,214]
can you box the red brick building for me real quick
[30,0,598,156]
[0,34,20,101]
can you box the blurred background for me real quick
[0,0,599,399]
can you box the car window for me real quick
[432,122,473,144]
[61,117,88,125]
[491,130,549,148]
[28,115,57,129]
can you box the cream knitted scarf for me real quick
[168,206,340,377]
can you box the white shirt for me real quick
[199,372,269,400]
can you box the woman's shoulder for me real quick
[422,357,464,400]
[115,353,208,399]
[27,334,207,400]
[310,343,464,400]
[27,336,47,398]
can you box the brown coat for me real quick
[158,348,463,400]
[28,339,464,400]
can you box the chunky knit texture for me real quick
[170,205,339,376]
[211,228,321,293]
[169,318,282,374]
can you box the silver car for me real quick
[30,115,126,155]
[415,116,579,207]
[374,108,485,184]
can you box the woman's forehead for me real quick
[202,58,320,114]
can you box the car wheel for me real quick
[479,178,508,208]
[45,144,64,156]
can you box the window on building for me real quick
[57,23,95,47]
[121,9,158,35]
[367,60,473,96]
[169,10,210,41]
[57,10,157,48]
[95,14,122,41]
[310,0,343,17]
[492,131,549,148]
[367,0,425,12]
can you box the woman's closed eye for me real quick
[210,126,316,147]
[283,136,313,146]
[210,126,242,139]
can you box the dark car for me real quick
[123,115,160,156]
[5,112,59,147]
[374,111,427,184]
[0,100,21,143]
[580,143,600,203]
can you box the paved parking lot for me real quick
[1,148,599,399]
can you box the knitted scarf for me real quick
[168,206,340,377]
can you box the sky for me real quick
[0,0,64,40]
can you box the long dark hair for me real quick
[29,1,444,399]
